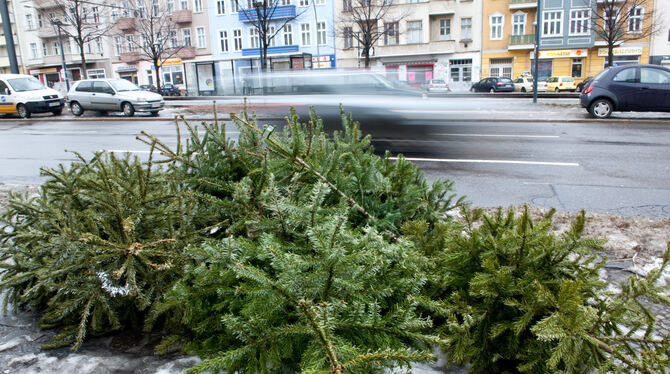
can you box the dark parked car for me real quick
[580,64,670,118]
[576,76,593,92]
[160,84,181,96]
[140,84,157,93]
[470,77,515,93]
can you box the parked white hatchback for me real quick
[513,77,547,93]
[66,79,164,117]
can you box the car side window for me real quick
[93,81,113,94]
[76,81,93,92]
[0,80,8,93]
[612,68,637,83]
[640,68,670,84]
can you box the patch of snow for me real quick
[96,271,130,297]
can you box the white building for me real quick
[334,0,482,91]
[650,0,670,67]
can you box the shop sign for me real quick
[115,65,137,72]
[160,59,182,66]
[597,47,643,57]
[533,49,588,59]
[29,68,58,74]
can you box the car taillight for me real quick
[497,82,504,86]
[585,86,594,94]
[559,83,563,86]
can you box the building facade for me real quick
[335,0,482,92]
[482,0,653,85]
[1,0,24,74]
[650,0,670,66]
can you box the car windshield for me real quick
[501,78,513,83]
[110,79,140,92]
[7,76,46,92]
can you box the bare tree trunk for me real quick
[154,61,162,93]
[79,45,87,79]
[608,47,614,68]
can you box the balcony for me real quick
[509,34,535,50]
[116,18,136,32]
[373,40,457,57]
[120,51,140,63]
[38,27,58,39]
[239,5,296,23]
[33,0,59,9]
[176,46,196,59]
[241,44,299,57]
[171,10,192,24]
[509,0,537,10]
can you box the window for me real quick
[167,0,175,13]
[232,0,240,12]
[570,9,589,35]
[137,0,146,18]
[628,6,643,33]
[42,42,48,56]
[233,29,243,51]
[114,37,122,56]
[249,27,259,48]
[343,0,352,11]
[121,1,130,17]
[194,0,203,12]
[439,18,451,40]
[182,28,191,46]
[450,59,472,82]
[299,0,309,6]
[170,30,178,48]
[180,0,189,10]
[38,14,43,28]
[543,10,562,36]
[92,7,100,23]
[26,14,34,30]
[315,0,325,4]
[53,42,60,56]
[87,69,106,79]
[490,14,503,40]
[317,21,326,45]
[461,17,472,40]
[283,24,293,45]
[76,81,93,92]
[217,0,225,14]
[613,68,636,83]
[152,0,160,16]
[512,12,526,36]
[196,27,206,48]
[300,23,311,45]
[280,0,291,4]
[604,8,619,31]
[268,26,277,47]
[219,30,229,52]
[162,65,184,85]
[126,35,136,52]
[407,20,422,44]
[571,58,583,78]
[30,43,38,59]
[344,26,353,48]
[641,68,670,84]
[95,37,103,53]
[385,22,398,45]
[111,8,118,21]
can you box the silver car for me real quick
[66,79,164,117]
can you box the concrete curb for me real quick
[163,92,582,100]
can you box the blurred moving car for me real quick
[66,79,165,117]
[423,79,450,93]
[160,84,181,96]
[546,76,577,92]
[470,77,515,93]
[0,74,64,118]
[576,77,594,92]
[140,84,158,93]
[580,64,670,118]
[513,77,547,92]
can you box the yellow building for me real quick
[482,0,653,85]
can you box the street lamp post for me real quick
[53,19,70,91]
[532,0,542,103]
[0,0,18,73]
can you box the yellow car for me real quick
[546,76,577,92]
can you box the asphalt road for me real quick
[1,106,669,218]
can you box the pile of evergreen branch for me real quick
[1,105,668,373]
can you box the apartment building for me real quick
[650,0,670,66]
[1,0,24,74]
[335,0,482,91]
[180,0,337,95]
[482,0,653,84]
[17,0,112,89]
[110,0,213,92]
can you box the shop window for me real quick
[385,65,399,81]
[571,58,583,78]
[87,69,106,79]
[450,59,472,82]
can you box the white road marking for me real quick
[392,109,559,115]
[430,133,559,139]
[390,157,579,167]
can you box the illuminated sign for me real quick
[532,49,588,59]
[597,47,643,56]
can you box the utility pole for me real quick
[53,19,70,91]
[0,0,19,73]
[312,0,319,69]
[532,0,542,103]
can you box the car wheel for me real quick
[51,108,63,116]
[17,104,31,118]
[470,87,475,92]
[489,88,495,93]
[70,102,84,116]
[555,88,560,93]
[521,87,527,92]
[150,110,160,117]
[588,98,613,119]
[122,102,135,117]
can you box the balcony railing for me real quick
[176,46,196,59]
[116,18,136,32]
[38,27,58,39]
[120,51,140,63]
[510,34,535,45]
[239,5,296,22]
[241,44,299,57]
[33,0,59,9]
[171,10,192,24]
